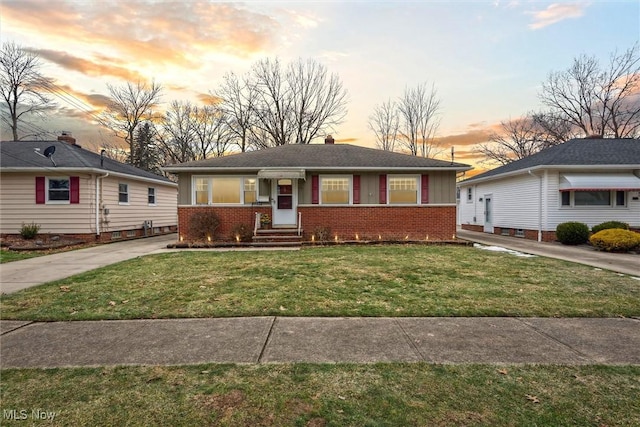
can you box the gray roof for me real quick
[461,138,640,184]
[0,140,174,184]
[163,143,470,171]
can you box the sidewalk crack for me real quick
[257,316,277,364]
[394,319,425,361]
[516,318,594,363]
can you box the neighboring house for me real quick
[0,134,178,241]
[163,136,471,242]
[458,138,640,241]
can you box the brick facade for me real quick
[461,224,556,242]
[178,205,457,242]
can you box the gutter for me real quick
[96,172,109,236]
[1,167,177,187]
[528,170,543,242]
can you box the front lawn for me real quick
[1,245,638,320]
[1,364,638,426]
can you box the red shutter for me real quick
[353,175,360,204]
[421,174,429,204]
[311,175,319,204]
[35,176,45,204]
[70,176,80,204]
[379,174,387,204]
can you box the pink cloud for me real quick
[527,2,587,30]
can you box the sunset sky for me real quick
[1,0,638,171]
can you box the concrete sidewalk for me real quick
[456,229,639,277]
[1,317,638,368]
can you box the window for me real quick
[48,178,70,202]
[148,187,156,205]
[244,178,257,204]
[467,187,473,203]
[389,176,418,204]
[212,177,241,204]
[560,190,628,208]
[195,178,209,204]
[321,177,350,204]
[118,183,129,204]
[574,190,610,206]
[193,176,257,205]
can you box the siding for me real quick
[0,172,95,234]
[100,177,177,232]
[545,170,640,229]
[458,173,542,229]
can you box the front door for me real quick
[272,178,297,226]
[483,194,493,233]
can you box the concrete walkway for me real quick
[2,317,638,368]
[456,229,639,277]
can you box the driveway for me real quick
[0,234,177,294]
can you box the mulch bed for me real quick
[0,235,89,251]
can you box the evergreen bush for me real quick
[591,221,629,234]
[555,221,589,245]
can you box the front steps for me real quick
[252,228,303,247]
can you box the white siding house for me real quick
[459,138,640,241]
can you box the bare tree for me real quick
[0,42,55,140]
[539,44,640,138]
[397,82,441,156]
[476,117,547,165]
[216,72,257,152]
[100,80,163,167]
[157,100,197,164]
[192,104,232,158]
[288,58,348,144]
[368,99,399,151]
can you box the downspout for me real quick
[96,172,109,236]
[528,170,542,242]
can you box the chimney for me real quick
[57,131,76,145]
[324,134,335,144]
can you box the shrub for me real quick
[312,226,331,242]
[555,221,590,245]
[188,211,221,241]
[591,221,629,234]
[20,222,41,239]
[589,229,640,252]
[230,224,253,243]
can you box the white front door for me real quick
[483,194,493,233]
[272,178,297,226]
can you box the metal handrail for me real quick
[254,212,260,236]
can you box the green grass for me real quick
[1,245,638,320]
[0,248,42,263]
[1,364,638,426]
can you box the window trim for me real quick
[559,190,628,208]
[46,177,71,204]
[192,175,258,205]
[387,175,420,205]
[319,175,352,205]
[148,187,156,206]
[118,183,129,205]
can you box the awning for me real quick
[559,173,640,191]
[257,169,306,180]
